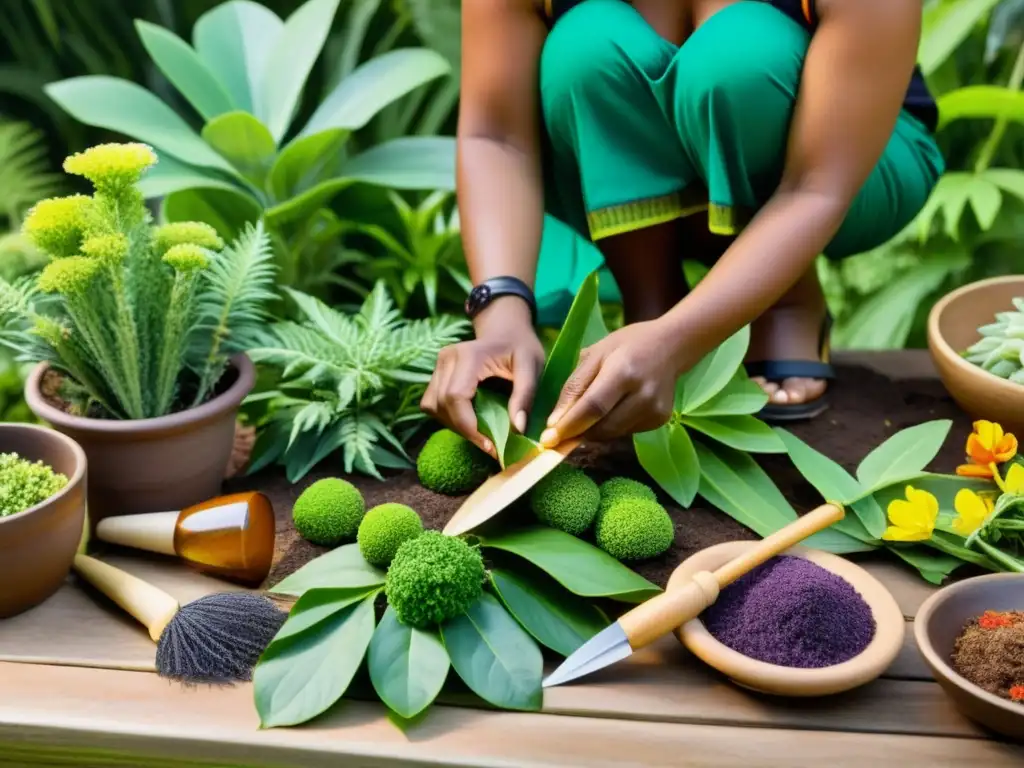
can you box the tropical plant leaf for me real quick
[937,85,1024,129]
[368,606,449,719]
[634,423,700,507]
[136,152,249,201]
[481,526,661,603]
[681,415,785,454]
[676,326,750,413]
[273,586,382,643]
[440,593,543,711]
[855,420,953,494]
[270,544,386,597]
[0,120,60,223]
[888,545,966,586]
[919,0,1002,75]
[687,371,768,417]
[340,136,457,191]
[269,129,349,201]
[201,111,277,188]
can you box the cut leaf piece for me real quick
[634,423,699,507]
[480,526,660,603]
[855,420,953,494]
[682,415,784,454]
[270,544,386,597]
[368,607,449,719]
[273,586,380,643]
[441,593,543,711]
[490,566,608,657]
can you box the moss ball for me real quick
[292,478,365,547]
[357,503,423,567]
[385,531,485,628]
[529,465,601,536]
[598,477,658,516]
[595,498,674,562]
[417,429,496,495]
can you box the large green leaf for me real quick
[440,593,543,711]
[634,423,700,507]
[480,526,660,603]
[687,371,768,417]
[939,85,1024,129]
[261,0,341,142]
[919,0,1002,75]
[193,0,285,115]
[273,586,380,643]
[137,152,248,200]
[676,326,750,413]
[270,544,386,597]
[135,20,234,121]
[490,567,608,657]
[44,76,239,178]
[526,270,600,440]
[855,420,953,494]
[340,136,456,190]
[888,545,966,586]
[682,415,784,454]
[254,596,376,728]
[474,390,540,469]
[201,111,277,188]
[269,129,350,201]
[301,48,451,137]
[368,607,449,719]
[161,188,262,244]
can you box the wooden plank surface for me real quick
[2,662,1022,768]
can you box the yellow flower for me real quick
[63,143,157,192]
[952,489,994,537]
[882,486,938,542]
[1006,463,1024,494]
[37,256,102,297]
[153,222,224,256]
[163,244,209,273]
[81,233,129,266]
[967,420,1017,465]
[21,195,92,258]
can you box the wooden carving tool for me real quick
[542,502,846,688]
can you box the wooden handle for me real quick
[619,571,720,649]
[72,555,180,643]
[96,511,180,557]
[713,502,845,587]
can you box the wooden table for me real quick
[2,351,1023,767]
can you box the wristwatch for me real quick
[464,276,537,324]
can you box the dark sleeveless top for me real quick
[543,0,938,132]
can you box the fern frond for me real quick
[0,121,61,226]
[283,287,361,349]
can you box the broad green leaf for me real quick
[682,415,784,454]
[136,152,248,200]
[481,526,661,603]
[490,566,608,657]
[688,371,768,417]
[201,112,277,188]
[581,293,610,347]
[634,423,699,507]
[301,48,450,137]
[273,586,380,643]
[937,85,1024,129]
[254,596,376,728]
[986,168,1024,204]
[135,20,234,121]
[44,76,239,178]
[440,593,543,711]
[802,526,877,555]
[968,176,1002,230]
[677,326,750,413]
[261,0,341,141]
[270,129,350,200]
[526,270,600,439]
[474,390,540,469]
[193,0,284,115]
[855,420,953,494]
[888,545,965,586]
[775,427,886,538]
[919,0,1002,75]
[340,136,456,191]
[368,607,449,719]
[162,188,262,244]
[694,442,797,538]
[270,543,385,597]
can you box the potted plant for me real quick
[0,142,276,522]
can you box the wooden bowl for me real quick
[669,542,904,696]
[927,275,1024,436]
[915,573,1024,741]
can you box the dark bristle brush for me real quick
[73,554,287,685]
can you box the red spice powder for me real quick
[1011,685,1024,702]
[979,610,1015,630]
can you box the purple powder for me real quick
[702,555,876,669]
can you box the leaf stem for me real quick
[975,40,1024,174]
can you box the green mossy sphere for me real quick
[529,465,601,536]
[357,503,424,567]
[595,498,675,562]
[417,429,496,495]
[292,478,365,547]
[598,477,658,516]
[385,531,485,628]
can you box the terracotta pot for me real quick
[915,573,1024,742]
[24,354,255,526]
[0,423,87,618]
[928,275,1024,436]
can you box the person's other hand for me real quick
[539,320,679,447]
[421,299,545,457]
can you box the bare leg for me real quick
[598,220,690,324]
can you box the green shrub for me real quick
[357,503,423,567]
[598,477,657,516]
[595,498,674,562]
[417,429,496,495]
[0,452,68,517]
[293,478,365,547]
[529,465,600,536]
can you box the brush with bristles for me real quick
[73,554,286,684]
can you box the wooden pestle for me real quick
[618,502,846,650]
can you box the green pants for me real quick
[533,0,945,324]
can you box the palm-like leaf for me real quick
[0,120,60,226]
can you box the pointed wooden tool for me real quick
[542,502,846,688]
[443,438,582,537]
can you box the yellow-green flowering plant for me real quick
[0,142,276,420]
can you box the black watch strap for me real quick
[465,276,537,324]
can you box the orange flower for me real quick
[1010,685,1024,703]
[956,461,995,479]
[966,420,1018,465]
[979,610,1014,630]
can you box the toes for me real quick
[782,378,827,405]
[752,376,781,398]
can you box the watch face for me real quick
[465,284,491,316]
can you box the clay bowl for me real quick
[915,573,1024,741]
[669,542,904,697]
[928,275,1024,436]
[0,423,87,618]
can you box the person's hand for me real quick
[539,320,681,447]
[421,299,545,457]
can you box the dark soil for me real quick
[224,364,971,591]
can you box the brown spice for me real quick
[951,611,1024,705]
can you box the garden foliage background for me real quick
[0,0,1021,427]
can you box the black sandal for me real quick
[744,313,835,423]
